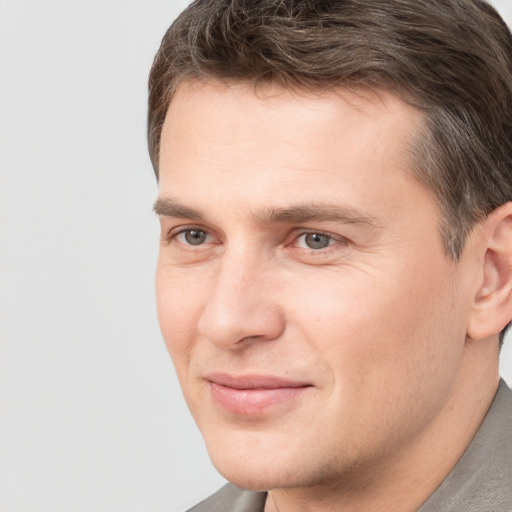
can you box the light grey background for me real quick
[1,1,511,511]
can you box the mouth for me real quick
[205,373,313,416]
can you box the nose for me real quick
[197,255,285,349]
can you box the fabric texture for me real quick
[186,379,512,512]
[186,484,266,512]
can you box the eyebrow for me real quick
[153,197,379,227]
[260,204,378,226]
[153,197,205,220]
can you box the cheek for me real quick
[155,264,206,366]
[284,258,460,381]
[280,264,464,452]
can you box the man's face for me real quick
[155,80,474,490]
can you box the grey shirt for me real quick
[187,379,512,512]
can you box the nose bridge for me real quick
[197,246,284,347]
[220,248,257,295]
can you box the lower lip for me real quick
[209,382,309,415]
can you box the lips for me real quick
[206,373,312,415]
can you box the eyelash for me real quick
[173,228,211,245]
[167,226,344,253]
[292,232,338,251]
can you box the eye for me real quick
[296,232,335,250]
[175,229,210,246]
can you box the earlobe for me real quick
[467,203,512,341]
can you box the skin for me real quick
[155,80,504,511]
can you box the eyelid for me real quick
[176,230,210,245]
[295,232,335,249]
[162,223,347,255]
[288,229,346,248]
[166,224,215,244]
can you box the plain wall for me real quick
[1,1,512,511]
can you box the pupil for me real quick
[305,233,330,249]
[185,230,207,245]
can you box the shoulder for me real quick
[420,379,512,511]
[186,483,267,512]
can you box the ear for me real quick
[467,202,512,341]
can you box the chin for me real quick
[214,463,295,492]
[208,449,276,490]
[219,472,274,492]
[205,441,292,491]
[207,440,329,492]
[197,413,341,491]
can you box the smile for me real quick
[206,374,312,416]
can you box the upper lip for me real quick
[205,373,312,390]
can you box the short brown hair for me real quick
[148,0,512,258]
[148,0,512,263]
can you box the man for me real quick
[148,0,512,510]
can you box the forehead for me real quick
[158,79,430,227]
[162,79,423,152]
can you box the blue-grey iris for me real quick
[185,230,207,245]
[305,233,331,249]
